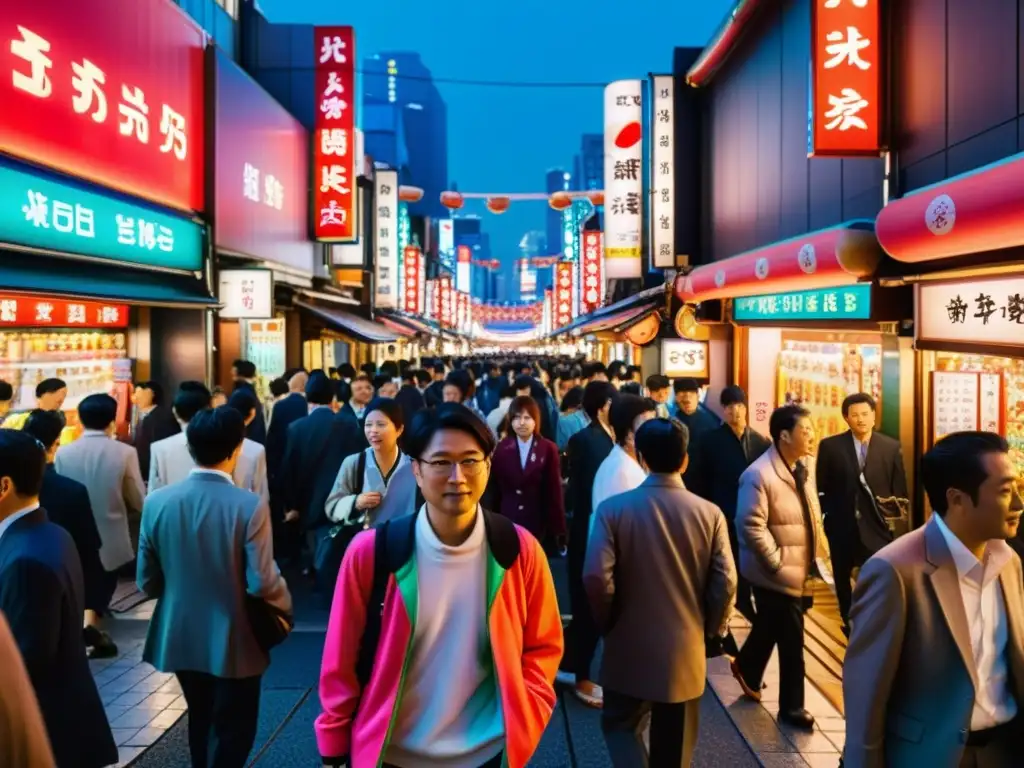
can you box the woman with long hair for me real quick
[486,396,566,546]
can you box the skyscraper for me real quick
[577,133,603,191]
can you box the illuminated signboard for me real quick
[603,79,643,277]
[651,75,675,268]
[810,0,882,156]
[402,245,423,315]
[580,231,604,315]
[733,283,872,322]
[374,169,399,309]
[554,261,574,327]
[0,294,129,328]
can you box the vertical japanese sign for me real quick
[810,0,881,156]
[554,261,575,328]
[604,80,643,278]
[426,278,439,321]
[580,232,604,315]
[439,275,454,329]
[456,245,472,292]
[402,245,423,315]
[313,26,356,240]
[651,75,675,268]
[373,169,398,309]
[543,288,553,335]
[438,219,455,271]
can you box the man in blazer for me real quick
[0,429,118,768]
[0,611,57,767]
[149,381,213,490]
[585,418,736,766]
[817,392,908,634]
[131,380,180,482]
[138,406,291,768]
[231,359,266,445]
[844,431,1024,767]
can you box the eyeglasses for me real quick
[416,457,488,477]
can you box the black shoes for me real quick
[84,625,118,659]
[778,708,815,730]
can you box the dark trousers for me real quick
[958,718,1023,768]
[736,586,805,711]
[727,521,756,621]
[177,671,262,768]
[564,512,599,681]
[831,537,873,628]
[601,690,700,767]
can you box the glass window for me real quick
[216,0,239,19]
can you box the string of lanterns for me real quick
[439,190,605,213]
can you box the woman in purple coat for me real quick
[486,396,567,547]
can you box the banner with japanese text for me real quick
[439,275,454,329]
[0,294,128,328]
[402,245,423,315]
[374,169,399,309]
[543,288,553,335]
[810,0,881,156]
[580,231,604,315]
[1,0,205,213]
[426,278,439,321]
[456,245,471,292]
[313,26,357,241]
[554,261,575,328]
[603,80,643,278]
[651,75,675,268]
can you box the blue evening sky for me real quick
[262,0,731,265]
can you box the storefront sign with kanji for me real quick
[580,232,604,315]
[554,261,575,328]
[734,283,872,322]
[918,277,1024,348]
[651,75,675,268]
[439,275,454,329]
[0,294,129,328]
[603,80,643,277]
[402,245,423,315]
[218,269,273,319]
[373,169,398,309]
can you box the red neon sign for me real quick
[555,262,575,328]
[580,231,604,315]
[810,0,882,157]
[439,275,454,329]
[312,26,357,241]
[0,294,129,328]
[0,0,205,213]
[403,246,422,315]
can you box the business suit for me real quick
[487,435,566,543]
[424,378,445,408]
[584,474,737,766]
[0,610,56,768]
[132,404,180,482]
[817,429,908,629]
[149,432,269,505]
[394,384,426,430]
[677,405,721,487]
[233,381,266,445]
[0,509,118,768]
[138,472,292,768]
[265,393,307,504]
[843,518,1024,767]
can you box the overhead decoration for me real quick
[435,190,604,214]
[475,302,544,326]
[486,196,510,214]
[587,190,605,207]
[399,185,424,203]
[549,192,572,211]
[440,191,464,210]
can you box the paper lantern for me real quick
[486,196,511,214]
[440,191,464,210]
[399,185,424,203]
[549,192,572,211]
[587,190,605,207]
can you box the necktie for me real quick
[859,441,868,470]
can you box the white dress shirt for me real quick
[589,445,647,537]
[516,437,533,469]
[933,513,1018,730]
[0,503,40,545]
[190,468,234,483]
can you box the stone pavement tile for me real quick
[823,730,844,752]
[115,745,146,768]
[776,723,840,754]
[816,716,847,732]
[109,707,159,730]
[148,708,184,729]
[729,701,798,753]
[126,726,169,747]
[165,694,187,710]
[111,728,141,747]
[803,753,843,768]
[758,754,811,767]
[139,692,181,709]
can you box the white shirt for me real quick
[0,503,40,545]
[517,436,533,469]
[385,507,504,767]
[189,468,234,483]
[590,445,647,536]
[933,513,1017,730]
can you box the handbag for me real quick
[245,594,294,653]
[315,450,370,597]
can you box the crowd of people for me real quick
[0,352,1022,767]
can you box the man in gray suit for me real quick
[55,393,146,613]
[138,406,291,768]
[584,418,736,767]
[844,431,1024,768]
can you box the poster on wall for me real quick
[661,339,708,379]
[930,371,1004,444]
[241,318,286,403]
[651,75,675,268]
[218,269,273,319]
[603,79,643,278]
[373,169,399,309]
[312,25,356,241]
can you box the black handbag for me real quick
[315,450,370,597]
[245,594,294,653]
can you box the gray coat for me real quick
[584,474,737,703]
[324,448,417,527]
[137,472,291,678]
[148,432,268,505]
[55,430,146,572]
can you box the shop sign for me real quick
[457,245,471,293]
[312,26,357,241]
[918,277,1024,347]
[426,278,438,321]
[217,269,273,320]
[733,283,872,322]
[438,219,455,271]
[213,50,312,271]
[555,261,574,328]
[603,80,643,278]
[439,275,454,329]
[931,371,1003,443]
[0,159,202,271]
[1,0,205,213]
[0,293,128,328]
[651,75,675,268]
[580,231,604,314]
[661,339,709,379]
[543,287,553,335]
[402,245,423,315]
[373,169,399,309]
[810,0,882,156]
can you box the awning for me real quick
[378,312,439,336]
[674,220,883,304]
[293,300,399,344]
[551,285,663,338]
[875,151,1024,264]
[377,316,417,338]
[686,0,771,87]
[0,250,216,307]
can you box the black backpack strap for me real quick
[355,449,367,496]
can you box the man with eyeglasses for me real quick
[316,402,564,768]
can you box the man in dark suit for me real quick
[423,361,447,408]
[265,373,309,500]
[557,380,617,707]
[232,359,266,444]
[0,429,117,768]
[395,369,426,428]
[131,380,180,482]
[816,392,908,635]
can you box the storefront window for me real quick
[241,318,285,397]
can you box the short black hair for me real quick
[842,392,877,417]
[232,359,257,379]
[0,380,13,402]
[582,380,617,422]
[269,378,289,398]
[610,394,657,446]
[673,378,700,394]
[361,362,378,376]
[646,374,670,392]
[227,387,259,420]
[0,429,46,497]
[922,431,1009,516]
[373,373,392,391]
[414,369,432,387]
[364,396,405,431]
[337,363,356,378]
[513,375,534,392]
[769,404,811,444]
[620,382,642,396]
[560,386,585,413]
[404,402,496,460]
[135,380,165,406]
[23,409,66,450]
[78,393,117,430]
[636,418,690,473]
[36,377,66,398]
[582,361,607,379]
[173,381,212,423]
[186,407,246,467]
[444,369,476,401]
[432,362,446,375]
[720,385,748,408]
[306,371,336,405]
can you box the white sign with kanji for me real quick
[603,79,643,278]
[917,277,1024,348]
[374,169,399,310]
[651,75,675,269]
[218,269,273,319]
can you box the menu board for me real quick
[980,373,1004,434]
[932,372,980,441]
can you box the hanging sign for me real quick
[554,261,574,328]
[0,294,129,328]
[218,269,273,320]
[918,277,1024,348]
[312,26,357,241]
[661,339,709,379]
[810,0,882,156]
[733,284,872,322]
[580,231,604,314]
[439,275,454,329]
[603,80,643,278]
[651,75,675,268]
[456,244,471,292]
[402,245,423,315]
[373,169,399,309]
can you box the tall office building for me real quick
[576,133,603,191]
[363,53,448,219]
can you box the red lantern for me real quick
[549,192,572,211]
[399,185,424,203]
[440,191,464,210]
[486,196,510,214]
[587,190,605,207]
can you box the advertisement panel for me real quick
[603,80,643,278]
[651,75,675,268]
[312,26,357,241]
[374,170,399,310]
[661,339,709,379]
[554,261,574,328]
[402,245,423,315]
[456,245,471,293]
[580,231,604,315]
[1,0,205,212]
[213,51,312,272]
[0,294,128,328]
[426,278,439,321]
[0,158,202,271]
[810,0,882,156]
[217,269,273,319]
[917,277,1024,348]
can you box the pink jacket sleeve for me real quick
[314,529,377,760]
